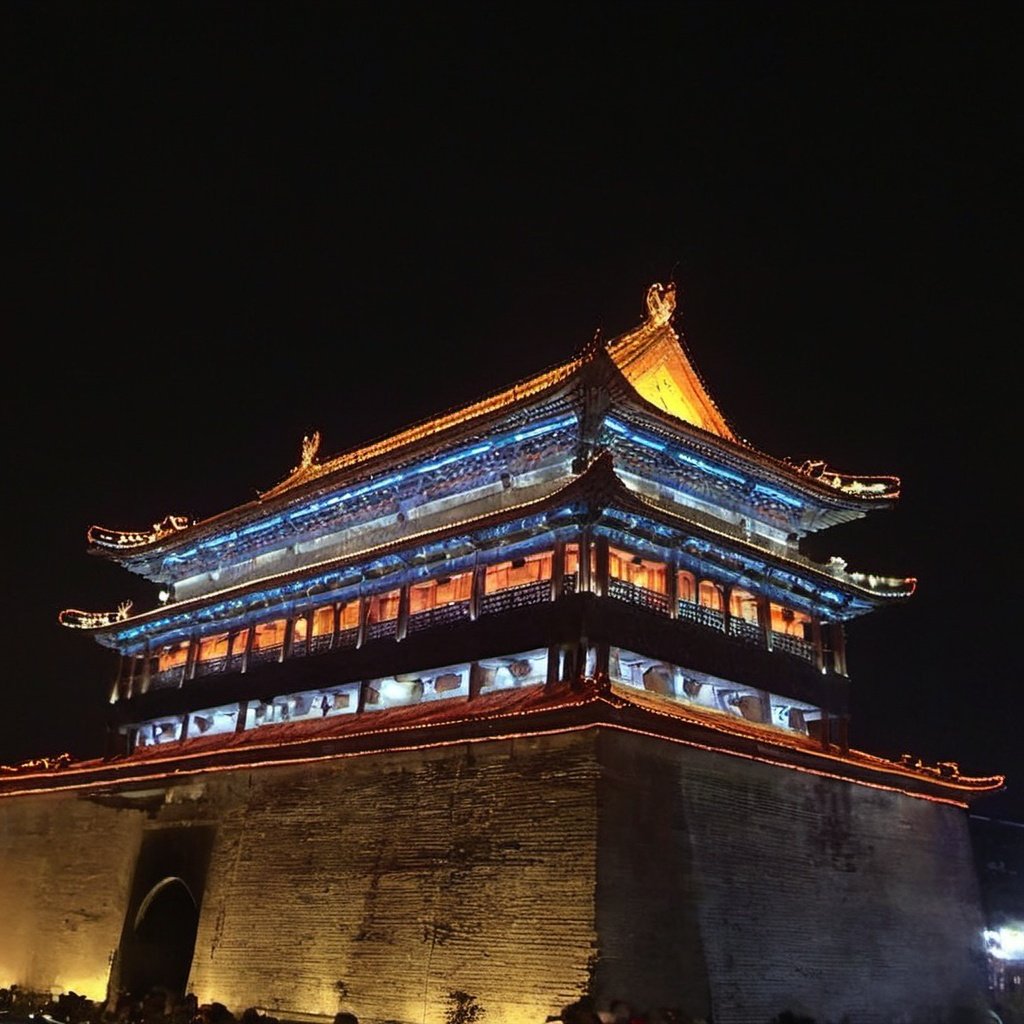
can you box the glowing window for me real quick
[252,619,287,651]
[409,571,473,613]
[677,570,696,603]
[698,581,723,611]
[729,588,759,624]
[770,603,811,636]
[157,640,190,673]
[339,602,360,629]
[564,543,580,574]
[197,632,229,663]
[230,629,249,656]
[367,589,400,623]
[484,551,553,593]
[312,606,335,637]
[608,547,667,592]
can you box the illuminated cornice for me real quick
[61,454,915,653]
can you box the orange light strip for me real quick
[599,687,1004,793]
[0,697,996,808]
[260,363,583,498]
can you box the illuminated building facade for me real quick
[0,284,1005,1023]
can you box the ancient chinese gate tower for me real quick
[0,284,1003,1023]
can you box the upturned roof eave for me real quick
[603,385,900,519]
[84,286,901,571]
[71,454,913,649]
[87,352,590,569]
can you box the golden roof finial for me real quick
[645,281,676,327]
[299,430,321,470]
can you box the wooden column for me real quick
[235,700,249,733]
[125,654,137,700]
[831,623,848,677]
[593,534,609,598]
[470,563,486,621]
[545,645,562,689]
[184,635,199,684]
[303,610,314,655]
[468,662,484,700]
[667,558,679,620]
[140,639,151,694]
[356,593,369,649]
[282,615,295,663]
[241,623,255,674]
[550,540,566,601]
[810,618,826,673]
[330,602,341,651]
[578,527,593,593]
[757,595,773,651]
[110,656,124,704]
[396,584,410,641]
[594,642,611,690]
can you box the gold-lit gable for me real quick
[607,283,737,440]
[263,281,735,500]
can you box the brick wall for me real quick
[596,730,989,1024]
[187,733,599,1023]
[1,730,992,1024]
[0,792,145,1000]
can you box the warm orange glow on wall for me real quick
[410,571,473,612]
[608,546,667,592]
[484,551,553,593]
[253,619,287,650]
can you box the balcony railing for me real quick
[677,602,725,632]
[771,630,816,665]
[407,600,472,635]
[479,579,551,615]
[142,570,823,690]
[249,644,283,667]
[607,577,671,616]
[365,618,398,642]
[727,617,762,646]
[194,657,227,678]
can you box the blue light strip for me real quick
[164,415,577,567]
[605,416,806,507]
[605,417,743,484]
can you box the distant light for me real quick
[985,925,1024,960]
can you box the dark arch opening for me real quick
[119,877,199,1004]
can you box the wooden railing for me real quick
[144,569,822,689]
[407,600,472,635]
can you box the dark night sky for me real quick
[7,3,1021,818]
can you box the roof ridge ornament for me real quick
[645,281,676,327]
[297,430,321,472]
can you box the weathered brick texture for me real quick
[595,731,989,1024]
[0,792,144,998]
[0,730,991,1024]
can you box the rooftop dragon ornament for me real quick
[645,281,676,327]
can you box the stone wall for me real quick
[0,791,145,1000]
[0,729,992,1024]
[594,730,990,1023]
[187,734,598,1023]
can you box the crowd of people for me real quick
[2,985,1018,1024]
